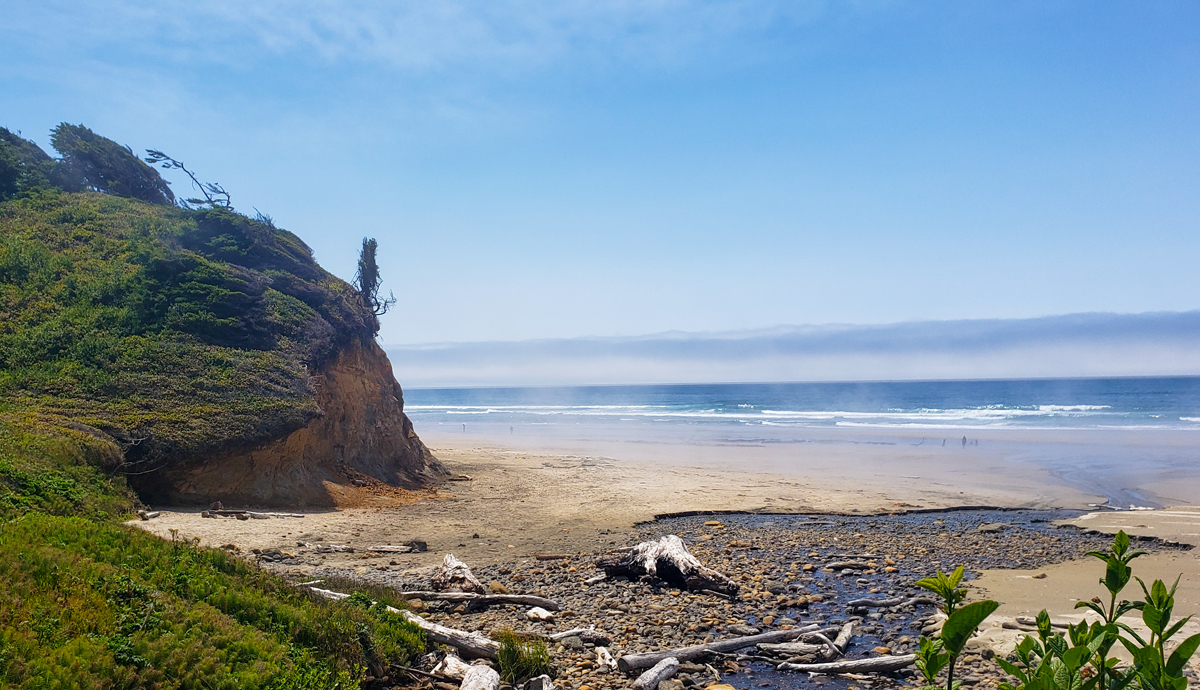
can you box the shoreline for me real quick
[132,440,1198,585]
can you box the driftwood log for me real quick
[632,657,679,690]
[398,611,500,659]
[400,591,561,611]
[758,626,842,657]
[759,642,825,660]
[460,664,501,690]
[831,621,854,653]
[597,535,738,595]
[617,624,820,672]
[432,554,486,594]
[369,545,413,553]
[307,585,502,659]
[846,595,937,609]
[776,654,917,674]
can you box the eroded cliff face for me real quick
[146,338,446,507]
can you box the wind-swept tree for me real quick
[0,128,56,201]
[50,123,174,205]
[355,237,397,328]
[144,149,232,210]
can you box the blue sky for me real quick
[3,1,1199,345]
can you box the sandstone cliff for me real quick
[137,338,446,507]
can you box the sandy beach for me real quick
[135,437,1104,568]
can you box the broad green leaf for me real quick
[1165,631,1200,676]
[1075,600,1106,618]
[1115,600,1144,620]
[1063,645,1091,670]
[1046,634,1069,658]
[1105,562,1131,595]
[1114,531,1130,556]
[948,565,965,589]
[1050,656,1071,689]
[1143,604,1165,635]
[997,657,1028,683]
[942,600,1001,655]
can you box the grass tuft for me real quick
[493,628,554,684]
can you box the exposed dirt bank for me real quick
[137,339,445,507]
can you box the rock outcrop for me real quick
[140,338,446,507]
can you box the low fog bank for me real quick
[386,311,1200,387]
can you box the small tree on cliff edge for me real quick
[355,237,397,328]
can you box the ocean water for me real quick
[405,376,1200,433]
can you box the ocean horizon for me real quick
[405,375,1200,434]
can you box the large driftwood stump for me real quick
[596,535,738,595]
[432,553,486,594]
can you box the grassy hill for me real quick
[0,125,427,687]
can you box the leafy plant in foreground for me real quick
[997,531,1200,690]
[914,566,1001,690]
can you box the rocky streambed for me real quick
[303,509,1187,690]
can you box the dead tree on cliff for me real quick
[143,149,232,210]
[355,237,397,327]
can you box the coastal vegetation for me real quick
[998,532,1200,690]
[0,123,426,687]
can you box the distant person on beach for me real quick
[962,435,967,448]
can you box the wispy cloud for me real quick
[5,0,836,73]
[386,311,1200,387]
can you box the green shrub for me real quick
[0,514,425,688]
[493,628,554,684]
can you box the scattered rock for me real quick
[977,523,1009,533]
[526,606,555,621]
[560,636,585,651]
[489,581,509,594]
[726,624,760,636]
